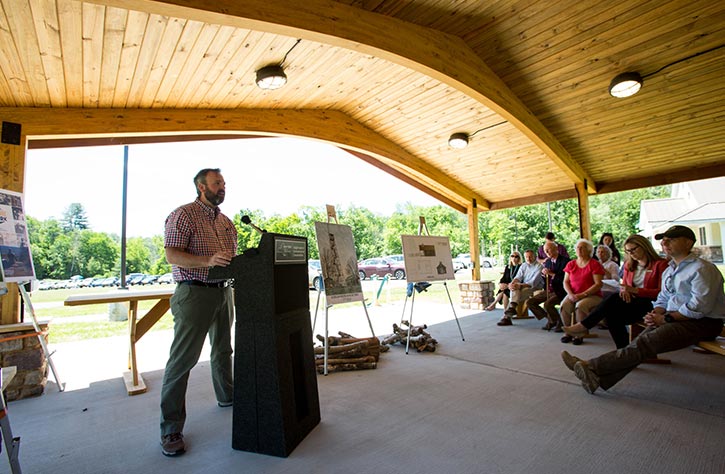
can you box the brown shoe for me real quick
[161,433,185,457]
[561,350,583,371]
[573,362,600,394]
[497,317,513,326]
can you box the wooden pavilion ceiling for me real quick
[1,0,724,213]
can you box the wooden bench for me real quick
[64,288,174,395]
[1,366,21,473]
[695,328,725,356]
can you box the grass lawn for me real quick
[31,269,504,343]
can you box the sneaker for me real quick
[561,351,583,371]
[560,335,573,343]
[497,317,513,326]
[573,362,600,394]
[218,400,233,408]
[161,433,185,457]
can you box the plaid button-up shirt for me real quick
[164,198,238,283]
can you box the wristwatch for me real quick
[664,313,675,323]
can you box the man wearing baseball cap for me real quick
[561,225,725,394]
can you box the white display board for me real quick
[314,222,363,304]
[401,234,455,282]
[0,188,35,282]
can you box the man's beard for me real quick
[204,189,225,206]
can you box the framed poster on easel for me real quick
[0,188,35,282]
[314,221,363,305]
[401,234,456,282]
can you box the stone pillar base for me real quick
[0,321,50,401]
[458,280,495,310]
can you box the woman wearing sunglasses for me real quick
[485,252,521,311]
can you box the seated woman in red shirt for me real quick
[561,239,605,345]
[563,234,668,348]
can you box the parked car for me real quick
[308,259,323,291]
[78,277,95,288]
[158,273,174,284]
[451,258,465,272]
[455,253,497,268]
[384,254,404,263]
[126,273,146,285]
[357,258,406,280]
[139,274,159,285]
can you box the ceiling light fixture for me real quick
[448,121,508,149]
[254,38,302,91]
[255,65,287,90]
[607,44,725,98]
[608,72,643,98]
[448,133,469,149]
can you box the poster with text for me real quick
[0,189,35,282]
[314,222,363,304]
[401,234,455,282]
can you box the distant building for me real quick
[639,177,725,263]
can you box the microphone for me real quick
[241,215,266,234]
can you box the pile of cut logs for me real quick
[381,321,438,352]
[314,331,387,373]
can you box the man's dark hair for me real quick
[193,168,221,196]
[545,232,556,240]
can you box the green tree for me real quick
[149,235,171,274]
[77,231,119,276]
[124,237,152,274]
[61,203,90,231]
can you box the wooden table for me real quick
[65,288,174,395]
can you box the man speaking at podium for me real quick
[159,168,238,457]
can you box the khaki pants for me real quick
[560,295,602,326]
[160,284,234,436]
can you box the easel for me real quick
[312,205,376,375]
[18,283,64,392]
[400,217,465,354]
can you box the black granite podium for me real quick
[209,232,320,457]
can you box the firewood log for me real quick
[314,356,376,365]
[317,362,377,373]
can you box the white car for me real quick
[455,253,497,268]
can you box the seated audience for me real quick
[563,234,668,348]
[497,250,544,326]
[560,239,604,345]
[526,242,569,331]
[537,232,569,263]
[597,232,622,266]
[485,252,521,311]
[562,225,725,394]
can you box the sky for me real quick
[23,137,441,238]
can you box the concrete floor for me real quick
[6,302,725,474]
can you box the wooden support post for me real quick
[467,199,480,280]
[575,182,591,240]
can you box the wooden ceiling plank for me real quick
[489,188,579,211]
[0,0,32,105]
[176,24,237,107]
[111,9,148,107]
[139,16,186,107]
[29,0,67,107]
[161,22,221,107]
[98,6,126,107]
[152,18,204,107]
[56,0,83,106]
[596,163,725,194]
[125,13,170,107]
[81,2,106,107]
[4,0,51,106]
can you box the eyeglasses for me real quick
[624,245,639,254]
[511,255,520,259]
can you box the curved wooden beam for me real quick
[91,0,596,192]
[3,106,487,210]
